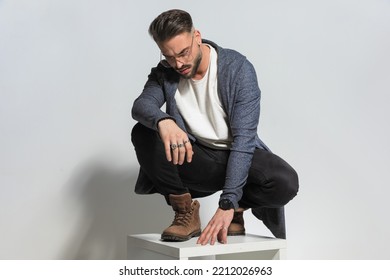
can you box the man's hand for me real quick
[197,208,234,245]
[158,119,193,165]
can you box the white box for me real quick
[127,233,286,260]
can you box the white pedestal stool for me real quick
[127,233,286,260]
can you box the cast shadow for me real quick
[60,160,171,259]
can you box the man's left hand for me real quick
[197,208,234,245]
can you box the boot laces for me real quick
[172,207,193,227]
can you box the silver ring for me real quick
[170,144,177,150]
[183,140,189,145]
[178,143,184,148]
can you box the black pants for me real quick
[131,123,298,209]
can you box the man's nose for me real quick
[174,58,184,69]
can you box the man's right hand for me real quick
[157,119,193,165]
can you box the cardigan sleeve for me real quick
[219,59,261,208]
[131,66,175,130]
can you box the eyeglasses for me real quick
[160,32,195,68]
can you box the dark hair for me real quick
[148,9,193,43]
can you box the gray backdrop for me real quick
[1,0,389,259]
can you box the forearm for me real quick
[132,100,173,131]
[220,149,254,209]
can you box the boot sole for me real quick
[161,230,201,242]
[227,230,246,236]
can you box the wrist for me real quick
[157,119,176,132]
[219,199,235,210]
[157,117,175,128]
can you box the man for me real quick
[131,9,298,245]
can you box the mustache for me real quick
[176,65,191,71]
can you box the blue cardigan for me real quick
[132,39,285,238]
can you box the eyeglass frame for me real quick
[159,31,195,68]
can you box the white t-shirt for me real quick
[175,45,232,149]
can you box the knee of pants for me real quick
[244,168,299,208]
[274,165,299,206]
[131,122,154,147]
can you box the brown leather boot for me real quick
[161,193,201,241]
[227,211,246,236]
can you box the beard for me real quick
[176,49,202,79]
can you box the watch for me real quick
[219,199,235,210]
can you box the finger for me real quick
[210,225,223,245]
[164,141,172,162]
[197,223,212,245]
[177,143,186,165]
[170,143,179,165]
[197,223,215,245]
[184,141,193,163]
[202,223,221,246]
[218,227,228,244]
[197,230,207,244]
[210,232,217,245]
